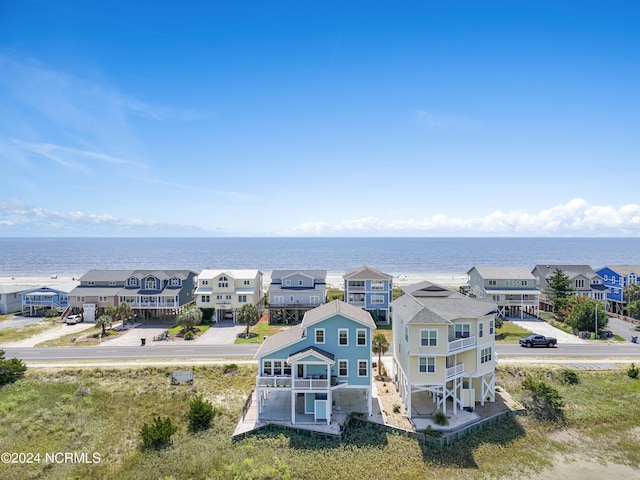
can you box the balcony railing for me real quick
[256,376,292,388]
[268,302,323,308]
[294,378,329,389]
[24,299,69,307]
[447,336,476,353]
[349,301,365,307]
[122,299,178,309]
[256,376,331,390]
[445,363,465,379]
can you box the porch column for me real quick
[327,389,332,426]
[291,390,296,425]
[367,387,372,416]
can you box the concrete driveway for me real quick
[604,316,640,343]
[507,315,586,344]
[196,320,246,345]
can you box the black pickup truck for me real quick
[519,334,557,348]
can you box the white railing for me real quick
[447,336,476,353]
[446,363,465,379]
[294,378,329,389]
[256,376,292,388]
[123,299,177,308]
[349,301,365,307]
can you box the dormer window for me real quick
[145,277,156,290]
[127,277,139,287]
[218,276,228,288]
[169,277,180,286]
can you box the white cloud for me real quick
[288,199,640,236]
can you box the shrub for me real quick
[0,350,27,385]
[556,369,580,385]
[392,404,401,414]
[140,417,177,449]
[627,363,639,379]
[186,395,217,432]
[44,309,59,318]
[521,375,564,421]
[184,331,195,341]
[222,363,238,374]
[433,410,448,426]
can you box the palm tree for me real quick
[95,314,112,336]
[372,333,390,376]
[176,305,202,333]
[236,304,260,338]
[117,301,133,325]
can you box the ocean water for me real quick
[1,237,639,279]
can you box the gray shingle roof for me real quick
[254,324,305,358]
[343,265,393,281]
[79,270,133,282]
[533,265,599,280]
[392,282,496,325]
[302,300,376,329]
[271,270,327,281]
[602,265,640,276]
[468,266,535,280]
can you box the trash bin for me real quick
[632,336,638,344]
[141,337,146,346]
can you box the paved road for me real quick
[3,342,639,364]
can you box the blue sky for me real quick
[1,1,639,237]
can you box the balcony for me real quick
[348,300,366,307]
[445,363,465,380]
[123,299,178,309]
[447,336,476,354]
[256,376,292,388]
[256,376,336,390]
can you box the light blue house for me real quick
[254,300,376,425]
[21,286,70,316]
[596,265,640,314]
[268,270,327,324]
[343,265,393,324]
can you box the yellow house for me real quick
[195,269,263,322]
[391,281,497,418]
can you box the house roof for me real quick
[600,265,640,276]
[198,269,261,280]
[392,282,496,325]
[533,265,599,280]
[287,346,335,364]
[343,265,393,281]
[302,300,376,329]
[271,270,327,281]
[468,266,535,280]
[79,270,133,282]
[0,284,34,294]
[254,324,305,358]
[68,286,125,297]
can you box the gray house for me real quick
[532,265,607,312]
[268,270,327,324]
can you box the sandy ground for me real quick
[0,321,95,348]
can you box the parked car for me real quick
[223,311,234,320]
[65,314,83,325]
[519,334,557,348]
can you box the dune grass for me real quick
[1,365,639,480]
[494,321,532,343]
[0,319,58,344]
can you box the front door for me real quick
[297,364,305,378]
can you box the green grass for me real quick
[1,365,639,479]
[0,319,58,344]
[234,322,287,344]
[0,313,15,322]
[495,321,532,343]
[167,323,211,337]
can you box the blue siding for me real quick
[597,267,624,303]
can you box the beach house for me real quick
[268,270,327,324]
[68,269,197,322]
[194,269,263,322]
[21,286,70,317]
[532,265,607,312]
[0,284,33,314]
[343,265,393,324]
[596,265,640,315]
[466,266,539,319]
[254,300,376,425]
[391,281,497,418]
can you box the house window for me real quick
[145,277,156,289]
[603,275,608,281]
[358,360,368,377]
[238,295,247,303]
[371,295,384,304]
[575,279,585,288]
[310,296,320,304]
[348,281,365,289]
[285,279,291,286]
[488,280,497,286]
[371,280,384,290]
[479,323,484,338]
[226,295,232,300]
[289,295,294,302]
[201,295,210,303]
[419,357,435,373]
[202,280,209,286]
[454,323,471,339]
[76,296,85,302]
[244,280,251,285]
[218,276,228,288]
[273,296,283,304]
[338,329,348,346]
[87,281,95,286]
[420,329,437,347]
[170,277,180,286]
[263,360,273,376]
[404,325,409,342]
[521,280,528,286]
[338,360,348,377]
[298,280,303,286]
[489,320,494,335]
[492,295,501,302]
[315,328,325,344]
[216,295,223,300]
[127,277,139,286]
[109,281,116,286]
[356,329,367,346]
[98,296,107,302]
[481,347,492,364]
[505,280,514,286]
